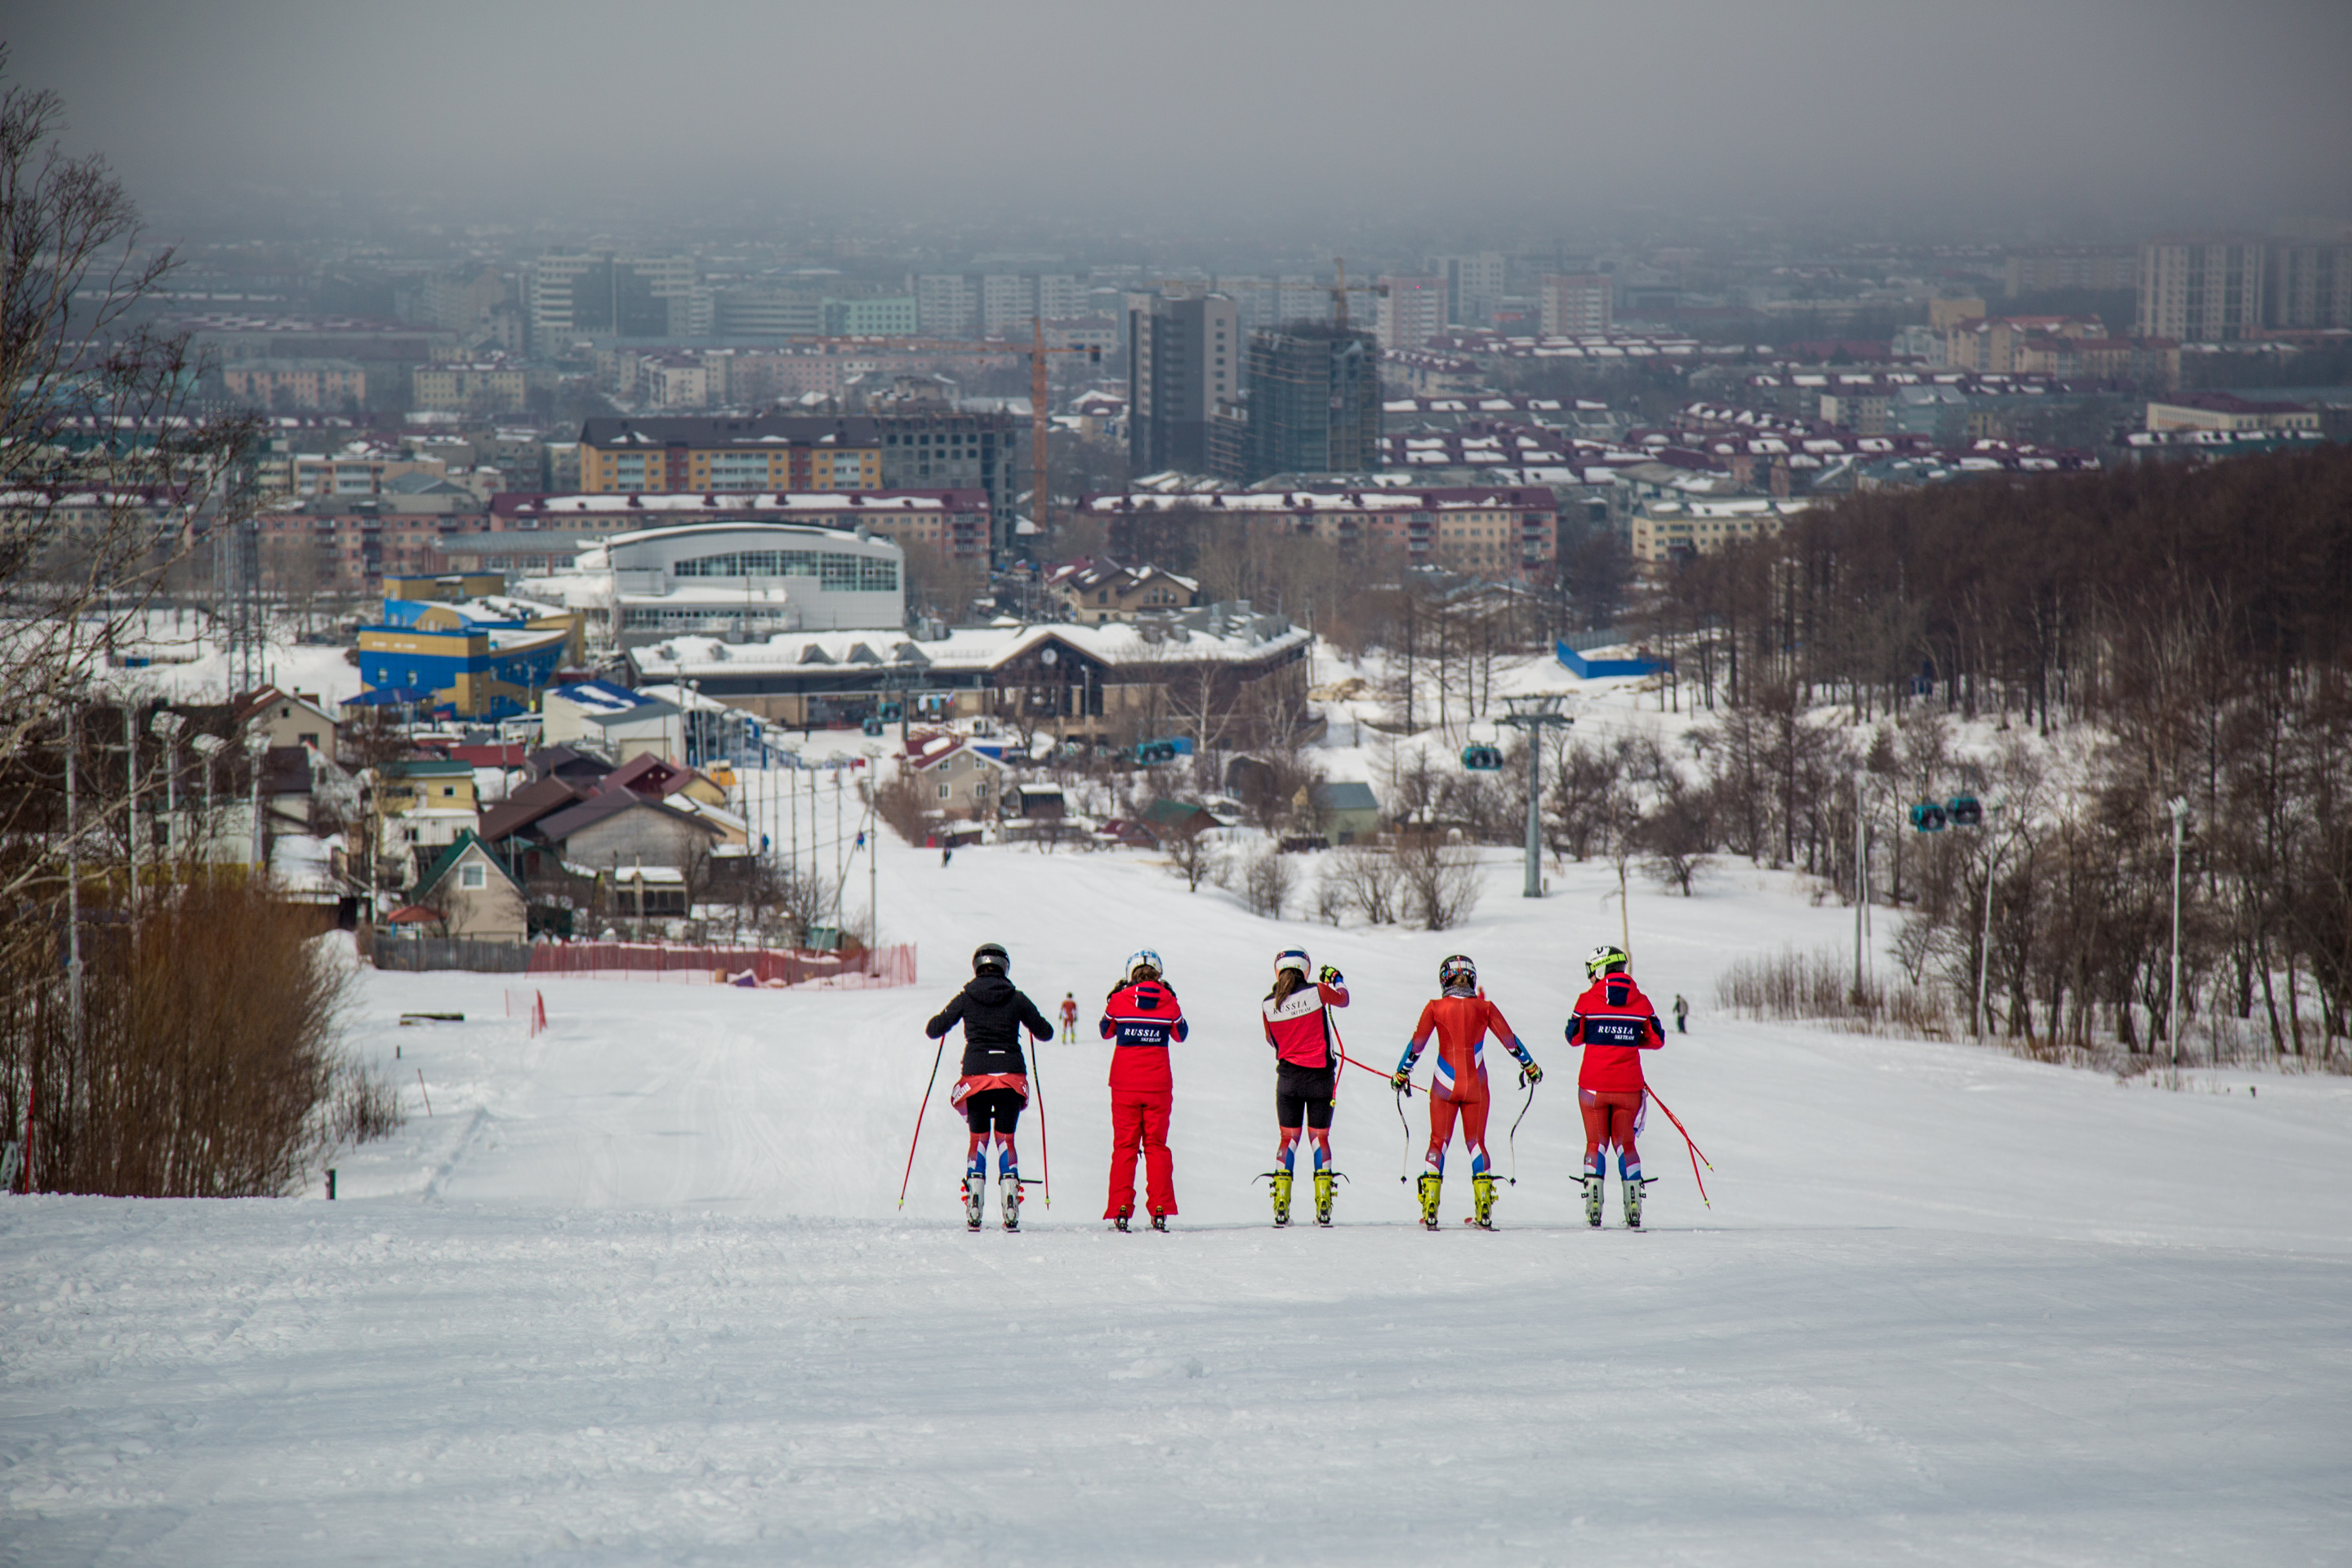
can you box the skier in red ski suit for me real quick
[1100,950,1186,1230]
[1392,955,1540,1228]
[1566,944,1667,1201]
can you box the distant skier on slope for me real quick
[1058,991,1079,1044]
[925,942,1054,1232]
[1100,950,1187,1232]
[1259,949,1350,1227]
[1566,944,1668,1229]
[1392,955,1541,1230]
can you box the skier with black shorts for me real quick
[1259,949,1350,1226]
[925,942,1054,1231]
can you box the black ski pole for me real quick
[898,1034,947,1210]
[1506,1071,1537,1186]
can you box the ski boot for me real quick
[1111,1208,1131,1232]
[962,1169,987,1232]
[1000,1171,1023,1232]
[1270,1169,1293,1227]
[1313,1169,1336,1227]
[1416,1172,1443,1230]
[1624,1175,1651,1230]
[1581,1165,1606,1228]
[1469,1173,1499,1230]
[1149,1212,1169,1232]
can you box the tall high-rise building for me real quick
[2136,237,2265,342]
[528,253,707,348]
[2265,241,2352,331]
[1239,323,1381,481]
[1127,289,1241,475]
[1375,274,1447,351]
[1540,274,1613,336]
[915,274,978,336]
[1428,252,1508,327]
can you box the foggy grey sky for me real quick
[10,0,2352,236]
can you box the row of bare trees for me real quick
[1610,447,2352,1063]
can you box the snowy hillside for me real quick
[7,835,2350,1565]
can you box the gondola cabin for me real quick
[1460,743,1504,772]
[1909,802,1949,833]
[1946,795,1984,829]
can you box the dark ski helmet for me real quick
[1439,954,1477,991]
[973,942,1010,976]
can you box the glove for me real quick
[1317,965,1344,987]
[1389,1069,1410,1091]
[1521,1062,1544,1087]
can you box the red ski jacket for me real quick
[1402,992,1527,1103]
[1568,973,1666,1093]
[1262,978,1348,1069]
[1100,979,1187,1094]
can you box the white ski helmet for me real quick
[1274,948,1311,978]
[1125,949,1164,982]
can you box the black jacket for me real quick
[927,973,1053,1076]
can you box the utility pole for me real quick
[2168,796,2188,1083]
[125,706,140,925]
[1853,768,1868,1000]
[1497,693,1572,898]
[64,705,83,1060]
[1974,804,2003,1045]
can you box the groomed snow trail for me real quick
[6,842,2350,1565]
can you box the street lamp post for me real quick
[1498,693,1574,898]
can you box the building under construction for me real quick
[1222,323,1382,483]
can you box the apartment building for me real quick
[1945,315,2105,374]
[2004,248,2134,296]
[528,253,708,348]
[1077,485,1554,578]
[2265,241,2352,331]
[221,359,367,411]
[1236,324,1382,481]
[578,416,883,493]
[1127,288,1242,475]
[412,361,532,413]
[1375,275,1447,353]
[1629,497,1798,564]
[1540,274,1614,336]
[1428,253,1508,327]
[915,274,978,336]
[2136,237,2265,342]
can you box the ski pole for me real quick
[1030,1035,1050,1208]
[1643,1086,1711,1209]
[1338,1049,1411,1094]
[898,1034,947,1210]
[1506,1071,1536,1186]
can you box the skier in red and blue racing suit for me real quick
[1392,954,1540,1228]
[1566,944,1667,1202]
[1101,950,1187,1230]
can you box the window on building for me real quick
[460,864,487,889]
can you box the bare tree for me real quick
[1325,841,1401,924]
[1160,817,1222,893]
[1397,833,1484,932]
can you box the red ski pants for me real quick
[1107,1090,1177,1218]
[1579,1088,1644,1170]
[1423,1094,1492,1174]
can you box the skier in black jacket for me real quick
[926,942,1054,1230]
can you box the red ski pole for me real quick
[1643,1086,1712,1209]
[1030,1036,1050,1208]
[898,1035,946,1210]
[1337,1049,1411,1094]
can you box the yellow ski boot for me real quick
[1270,1169,1293,1227]
[1416,1172,1442,1230]
[1471,1174,1499,1230]
[1314,1169,1336,1227]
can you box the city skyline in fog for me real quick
[9,0,2352,243]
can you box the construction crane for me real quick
[1155,258,1389,331]
[773,323,1099,537]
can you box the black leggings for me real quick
[964,1087,1025,1135]
[1276,1065,1334,1130]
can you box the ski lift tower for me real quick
[1498,693,1574,898]
[212,452,264,700]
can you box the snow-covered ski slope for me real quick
[7,843,2351,1566]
